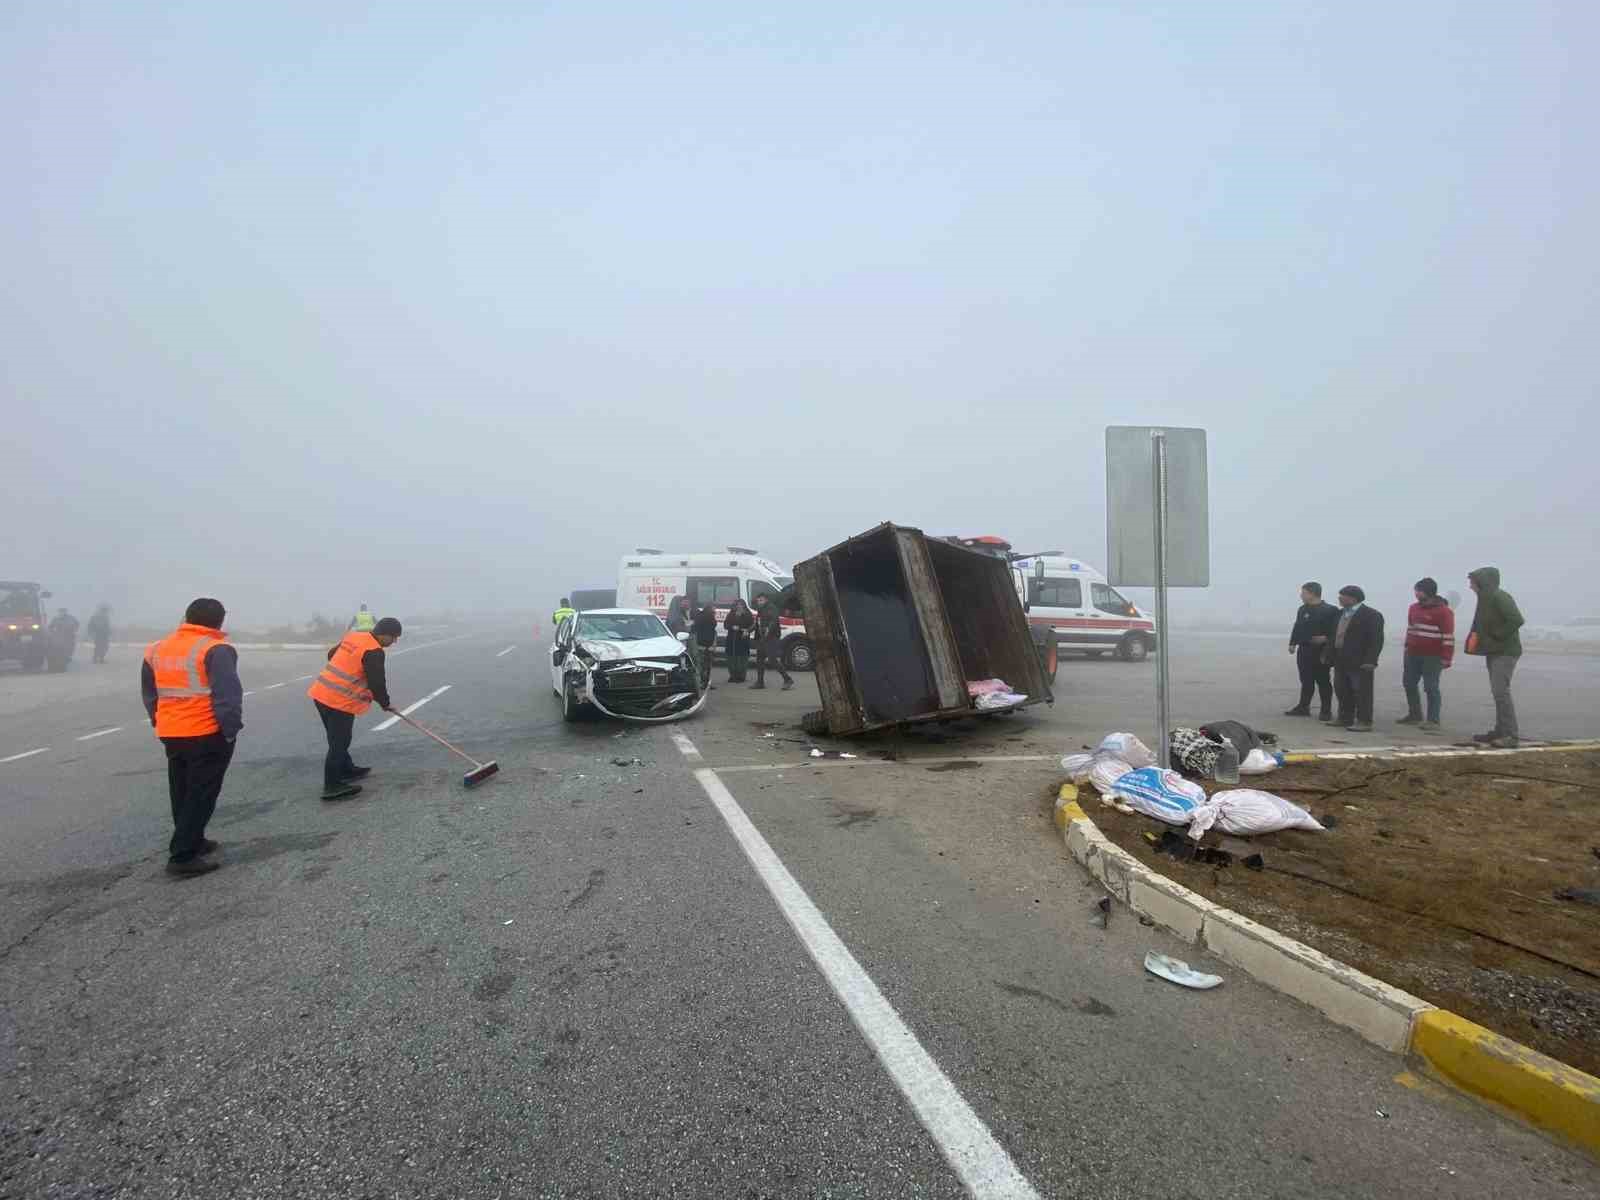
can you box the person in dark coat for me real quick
[749,593,794,690]
[690,604,719,690]
[665,595,690,638]
[1322,585,1384,731]
[723,598,755,682]
[1285,582,1339,718]
[87,604,112,663]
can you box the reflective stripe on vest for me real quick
[308,632,379,714]
[145,624,226,737]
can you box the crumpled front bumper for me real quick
[568,658,708,723]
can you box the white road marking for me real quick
[669,731,1039,1200]
[75,727,122,741]
[2,747,51,764]
[372,684,452,731]
[668,729,702,760]
[242,690,255,697]
[495,645,517,657]
[390,632,476,657]
[714,754,1053,774]
[262,682,286,690]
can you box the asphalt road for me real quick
[2,631,1596,1198]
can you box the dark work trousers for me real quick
[755,638,792,685]
[1333,665,1375,726]
[163,732,235,862]
[726,633,750,682]
[314,700,358,790]
[1295,644,1332,713]
[92,637,109,664]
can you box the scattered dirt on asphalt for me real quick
[1081,749,1600,1075]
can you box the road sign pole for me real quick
[1152,430,1171,768]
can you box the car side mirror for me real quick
[676,631,691,642]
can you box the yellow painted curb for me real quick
[1410,1010,1600,1156]
[1053,785,1085,830]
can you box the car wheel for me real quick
[1118,634,1149,662]
[783,637,814,672]
[801,710,829,737]
[561,677,582,722]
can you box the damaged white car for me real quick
[550,609,708,723]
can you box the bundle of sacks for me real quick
[1061,732,1324,841]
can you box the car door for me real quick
[550,616,573,693]
[1089,582,1136,644]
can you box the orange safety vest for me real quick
[308,631,380,714]
[144,624,228,737]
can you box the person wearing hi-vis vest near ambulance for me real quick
[308,617,402,800]
[140,598,243,877]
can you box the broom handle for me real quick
[395,710,482,768]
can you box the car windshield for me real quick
[575,613,671,642]
[0,589,39,618]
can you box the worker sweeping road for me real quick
[307,617,402,801]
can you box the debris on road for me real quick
[1144,952,1223,990]
[809,749,857,759]
[611,756,645,767]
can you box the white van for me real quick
[1012,553,1156,661]
[616,548,813,670]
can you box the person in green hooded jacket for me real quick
[1464,567,1524,747]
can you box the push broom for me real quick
[394,711,500,787]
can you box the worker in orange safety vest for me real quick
[140,598,243,876]
[307,616,402,800]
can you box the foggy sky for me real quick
[4,2,1596,631]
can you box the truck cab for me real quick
[0,581,52,672]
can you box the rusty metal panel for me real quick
[793,551,863,734]
[925,539,1052,707]
[893,528,968,712]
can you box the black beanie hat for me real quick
[1338,585,1365,603]
[373,617,402,637]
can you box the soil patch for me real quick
[1081,750,1600,1074]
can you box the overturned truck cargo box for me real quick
[794,522,1053,736]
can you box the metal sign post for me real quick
[1151,431,1171,768]
[1106,426,1209,770]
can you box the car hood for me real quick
[576,635,685,661]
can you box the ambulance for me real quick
[616,549,813,671]
[1011,552,1156,661]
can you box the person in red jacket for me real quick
[1398,576,1454,731]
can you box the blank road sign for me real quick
[1105,426,1210,587]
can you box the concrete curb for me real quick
[1281,739,1600,763]
[1053,787,1600,1157]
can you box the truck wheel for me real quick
[1117,634,1149,662]
[1043,636,1058,685]
[801,710,829,737]
[783,637,814,672]
[22,651,45,673]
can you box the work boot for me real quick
[1283,706,1311,717]
[1490,735,1520,749]
[343,766,372,780]
[1396,714,1421,725]
[1349,722,1374,732]
[321,783,363,801]
[197,838,220,856]
[1319,713,1339,724]
[166,858,220,878]
[781,678,795,691]
[1471,731,1497,744]
[1419,721,1441,733]
[749,681,766,690]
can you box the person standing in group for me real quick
[665,595,689,637]
[348,603,376,632]
[140,598,243,876]
[307,617,402,801]
[1284,582,1339,719]
[749,593,794,690]
[691,603,719,690]
[723,598,755,683]
[1465,567,1524,748]
[1399,577,1454,732]
[551,598,576,631]
[1323,585,1384,731]
[87,604,112,664]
